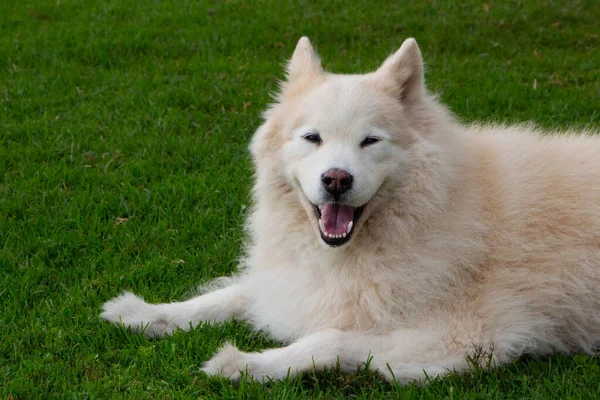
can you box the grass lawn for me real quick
[2,0,599,398]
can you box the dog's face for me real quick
[282,78,408,247]
[254,38,426,248]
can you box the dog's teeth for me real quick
[347,221,353,234]
[318,204,324,211]
[319,219,325,232]
[342,233,347,238]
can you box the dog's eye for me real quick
[302,133,322,145]
[360,136,381,148]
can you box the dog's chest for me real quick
[243,260,400,342]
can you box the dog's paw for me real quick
[201,343,257,382]
[100,292,175,337]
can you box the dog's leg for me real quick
[202,326,488,384]
[101,283,247,337]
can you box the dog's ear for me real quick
[286,37,322,82]
[375,38,424,105]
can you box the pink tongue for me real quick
[321,204,354,235]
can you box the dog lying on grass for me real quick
[102,37,600,384]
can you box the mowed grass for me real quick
[1,0,599,398]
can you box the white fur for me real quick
[101,37,600,384]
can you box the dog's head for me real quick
[252,38,431,248]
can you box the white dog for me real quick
[102,37,600,384]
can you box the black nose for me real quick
[321,168,353,195]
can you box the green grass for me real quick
[1,0,599,398]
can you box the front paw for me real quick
[201,343,259,382]
[100,292,175,337]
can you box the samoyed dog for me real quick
[102,37,600,384]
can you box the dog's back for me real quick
[462,127,600,358]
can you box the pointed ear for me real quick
[375,38,424,105]
[286,37,322,82]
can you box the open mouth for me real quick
[312,202,366,247]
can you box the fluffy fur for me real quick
[101,37,600,384]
